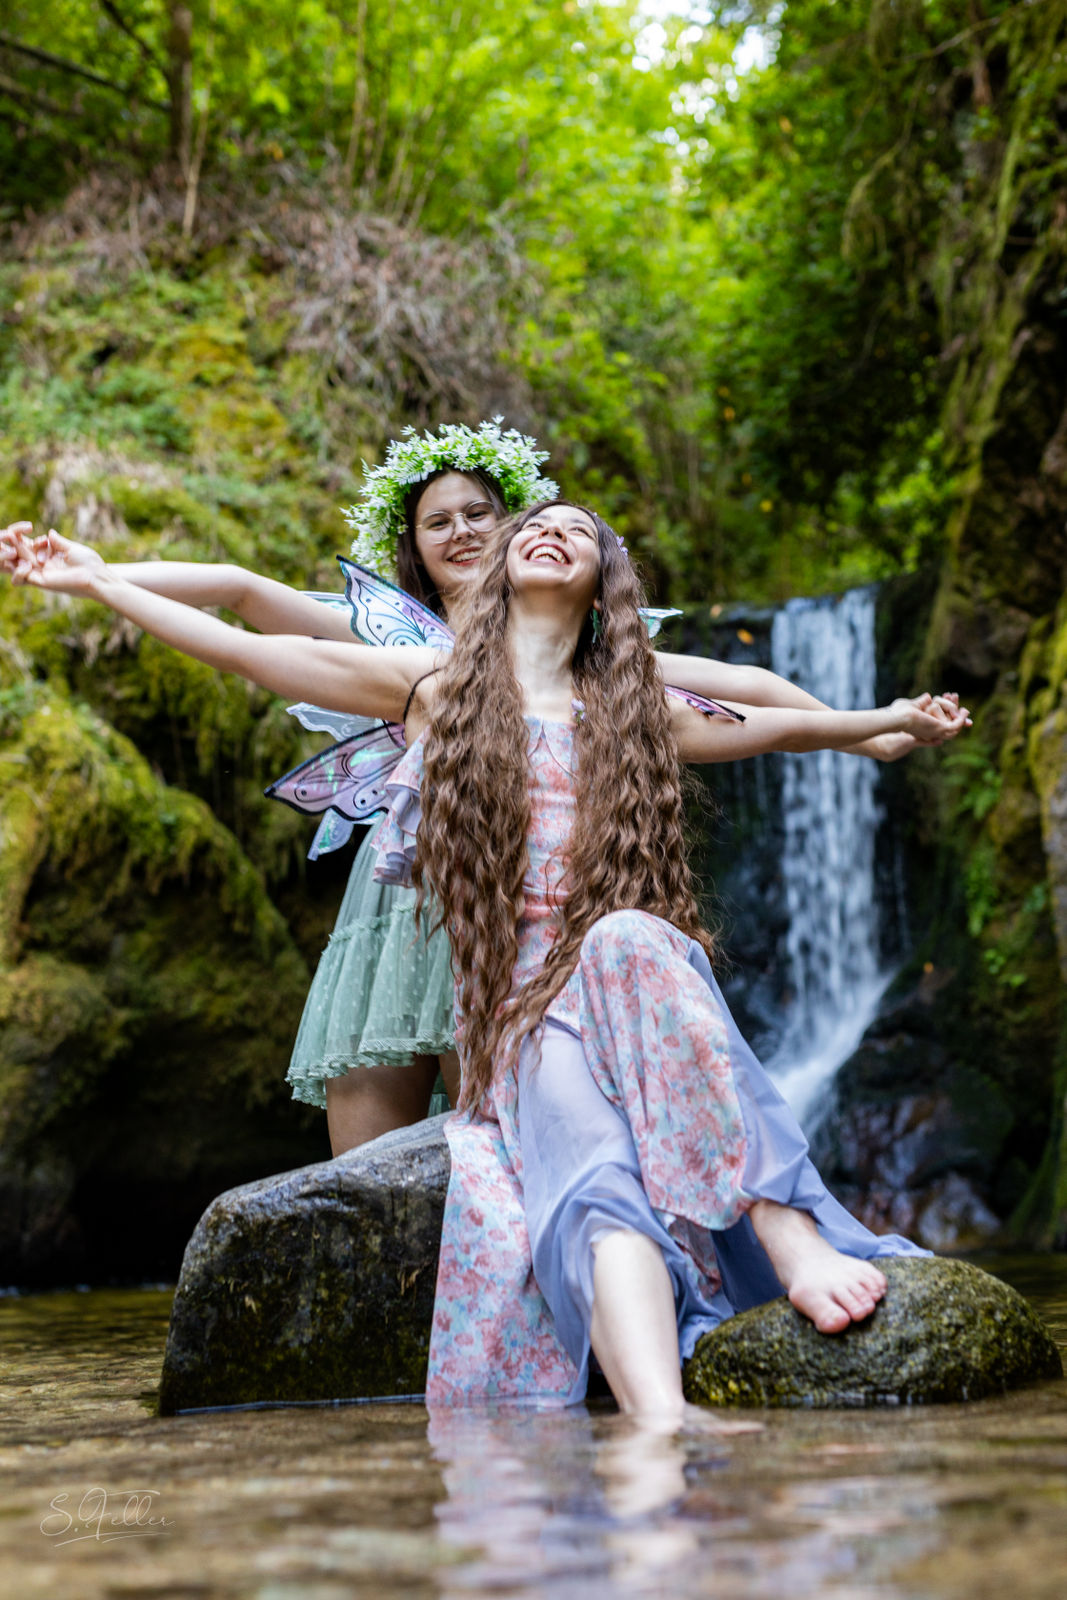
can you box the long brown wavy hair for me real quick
[412,501,716,1111]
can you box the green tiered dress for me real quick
[285,817,456,1108]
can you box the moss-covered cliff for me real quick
[2,44,1066,1278]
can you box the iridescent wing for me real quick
[665,684,746,723]
[338,556,456,651]
[639,606,682,640]
[301,590,351,614]
[307,811,358,861]
[286,702,378,742]
[265,721,408,823]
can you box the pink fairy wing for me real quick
[665,684,747,723]
[337,556,456,652]
[265,721,407,822]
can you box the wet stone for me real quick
[158,1117,449,1414]
[683,1256,1063,1408]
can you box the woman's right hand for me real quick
[3,527,107,597]
[16,527,107,587]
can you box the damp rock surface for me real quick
[158,1116,449,1414]
[683,1256,1063,1408]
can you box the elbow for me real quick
[220,563,251,614]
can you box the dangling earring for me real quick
[591,607,602,644]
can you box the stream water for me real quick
[2,1257,1066,1599]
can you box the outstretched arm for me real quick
[8,540,432,721]
[672,693,956,764]
[657,649,969,760]
[1,524,357,644]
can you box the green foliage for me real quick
[2,0,1067,1244]
[3,1,1064,599]
[945,743,1004,825]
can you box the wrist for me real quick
[85,565,123,599]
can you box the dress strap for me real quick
[403,668,440,725]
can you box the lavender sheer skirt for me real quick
[517,1022,731,1387]
[516,943,928,1400]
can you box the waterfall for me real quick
[765,587,892,1127]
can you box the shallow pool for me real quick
[1,1254,1065,1599]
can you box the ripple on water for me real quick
[0,1255,1065,1599]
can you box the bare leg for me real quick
[325,1054,439,1156]
[748,1199,887,1332]
[589,1231,762,1434]
[438,1048,461,1108]
[589,1230,688,1419]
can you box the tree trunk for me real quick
[167,1,193,178]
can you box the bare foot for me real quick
[678,1401,763,1437]
[748,1200,888,1333]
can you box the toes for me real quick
[789,1286,850,1333]
[815,1300,851,1334]
[837,1283,877,1321]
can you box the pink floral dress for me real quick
[375,715,927,1404]
[374,717,757,1403]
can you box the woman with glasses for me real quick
[5,500,958,1418]
[1,425,964,1160]
[2,422,554,1154]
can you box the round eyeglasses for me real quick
[415,500,498,539]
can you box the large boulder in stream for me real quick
[160,1122,1060,1414]
[158,1116,449,1414]
[683,1256,1062,1408]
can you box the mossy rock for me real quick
[158,1116,450,1413]
[683,1257,1062,1408]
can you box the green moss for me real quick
[684,1258,1062,1408]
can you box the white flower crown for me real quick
[342,418,559,579]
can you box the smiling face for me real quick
[505,502,603,614]
[411,471,499,601]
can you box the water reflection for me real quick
[426,1404,950,1599]
[430,1407,705,1595]
[0,1256,1065,1599]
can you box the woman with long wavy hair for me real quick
[8,499,962,1421]
[2,445,957,1164]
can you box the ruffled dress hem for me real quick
[286,815,456,1106]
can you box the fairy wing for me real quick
[333,569,674,645]
[639,606,682,640]
[307,810,358,861]
[265,721,408,825]
[337,556,456,652]
[665,684,747,723]
[276,570,452,854]
[286,702,378,742]
[301,590,351,613]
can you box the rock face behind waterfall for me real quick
[683,1257,1062,1408]
[158,1118,449,1414]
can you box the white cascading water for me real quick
[765,587,892,1127]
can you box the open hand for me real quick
[0,522,39,582]
[928,690,971,742]
[0,526,106,596]
[889,693,962,745]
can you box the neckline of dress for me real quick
[523,713,577,732]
